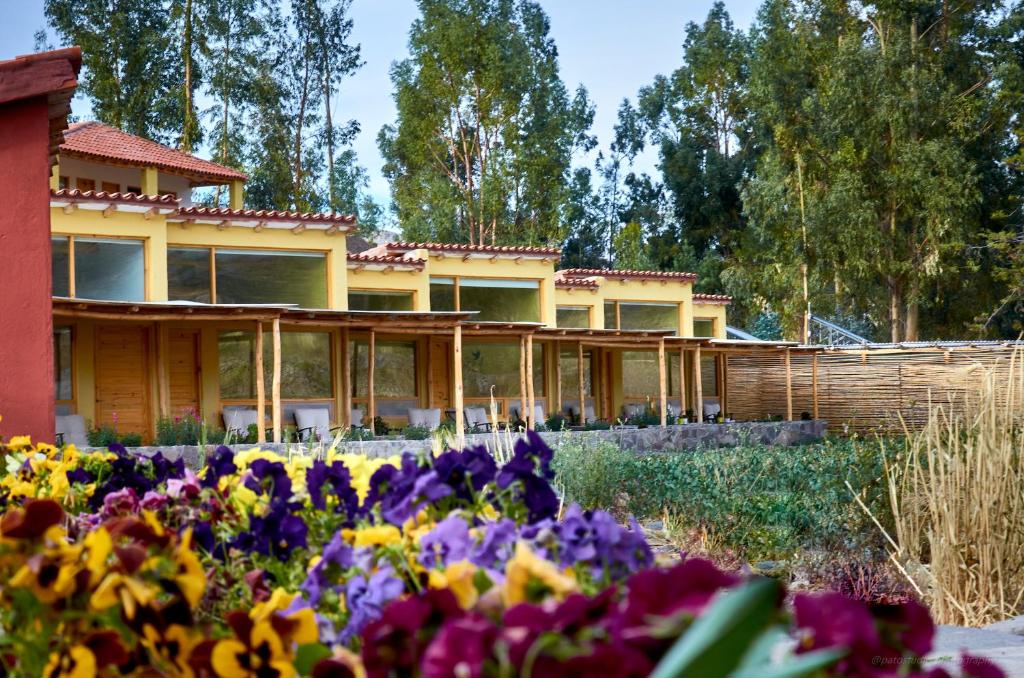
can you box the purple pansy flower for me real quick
[418,516,472,568]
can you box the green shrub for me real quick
[401,425,432,440]
[86,425,143,448]
[583,420,611,431]
[343,427,374,442]
[155,410,202,446]
[553,438,894,562]
[545,413,568,431]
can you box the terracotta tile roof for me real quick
[347,252,425,269]
[692,293,732,304]
[0,48,81,163]
[554,273,599,288]
[171,206,355,230]
[60,121,248,184]
[51,187,179,208]
[558,268,698,281]
[386,242,561,257]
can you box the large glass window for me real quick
[351,340,416,398]
[429,277,541,322]
[605,301,679,332]
[168,247,212,302]
[460,279,540,322]
[559,348,593,399]
[693,318,715,337]
[348,290,414,311]
[463,342,543,397]
[218,330,332,399]
[621,351,659,398]
[52,236,70,296]
[54,326,72,401]
[73,237,145,301]
[429,278,456,311]
[556,306,590,329]
[216,249,327,308]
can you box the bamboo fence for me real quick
[726,343,1022,434]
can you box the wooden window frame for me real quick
[218,327,337,404]
[556,304,593,329]
[53,324,76,410]
[168,245,331,306]
[430,275,543,321]
[101,181,120,193]
[604,299,680,332]
[75,178,96,192]
[53,234,149,300]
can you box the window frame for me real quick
[217,327,337,404]
[347,288,417,312]
[429,275,543,321]
[603,299,680,332]
[167,245,331,307]
[556,305,592,329]
[693,317,717,338]
[53,324,75,408]
[51,233,149,300]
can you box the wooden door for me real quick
[168,329,201,418]
[95,325,151,438]
[428,338,451,409]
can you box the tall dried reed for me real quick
[880,349,1024,626]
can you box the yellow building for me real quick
[49,122,756,444]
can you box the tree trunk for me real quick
[324,69,335,212]
[181,0,195,153]
[904,298,920,342]
[889,278,903,343]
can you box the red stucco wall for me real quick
[0,96,55,443]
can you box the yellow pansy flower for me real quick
[503,542,577,607]
[428,560,479,609]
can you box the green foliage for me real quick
[553,438,893,561]
[372,416,388,437]
[544,413,568,432]
[86,426,143,449]
[400,425,432,440]
[155,410,204,446]
[380,0,595,246]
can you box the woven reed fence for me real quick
[726,344,1022,434]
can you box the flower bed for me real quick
[0,432,1001,677]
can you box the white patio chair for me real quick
[703,402,722,420]
[223,409,259,437]
[464,406,492,432]
[294,408,341,443]
[351,408,365,429]
[408,407,441,430]
[55,414,88,448]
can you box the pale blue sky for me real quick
[0,0,761,203]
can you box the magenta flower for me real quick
[421,614,498,678]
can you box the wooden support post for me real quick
[154,323,170,420]
[454,324,464,446]
[658,338,667,427]
[271,318,281,443]
[526,334,536,430]
[368,329,376,431]
[721,354,729,419]
[785,348,793,421]
[341,327,351,428]
[678,347,686,418]
[255,321,266,443]
[554,340,562,415]
[694,346,704,423]
[519,335,527,428]
[577,341,586,425]
[812,352,819,420]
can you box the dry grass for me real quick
[876,349,1024,626]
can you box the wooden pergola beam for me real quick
[519,335,528,428]
[577,341,586,426]
[694,346,703,423]
[658,338,667,427]
[271,317,282,442]
[368,329,376,430]
[341,327,351,429]
[255,321,266,443]
[454,324,465,445]
[785,348,793,421]
[526,333,536,430]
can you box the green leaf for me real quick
[730,647,846,678]
[649,578,780,678]
[294,642,333,676]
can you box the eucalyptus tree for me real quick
[380,0,594,245]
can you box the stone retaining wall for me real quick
[96,420,827,467]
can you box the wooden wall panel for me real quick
[94,325,150,437]
[726,346,1020,434]
[168,328,201,418]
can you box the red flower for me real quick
[421,614,498,678]
[0,499,64,539]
